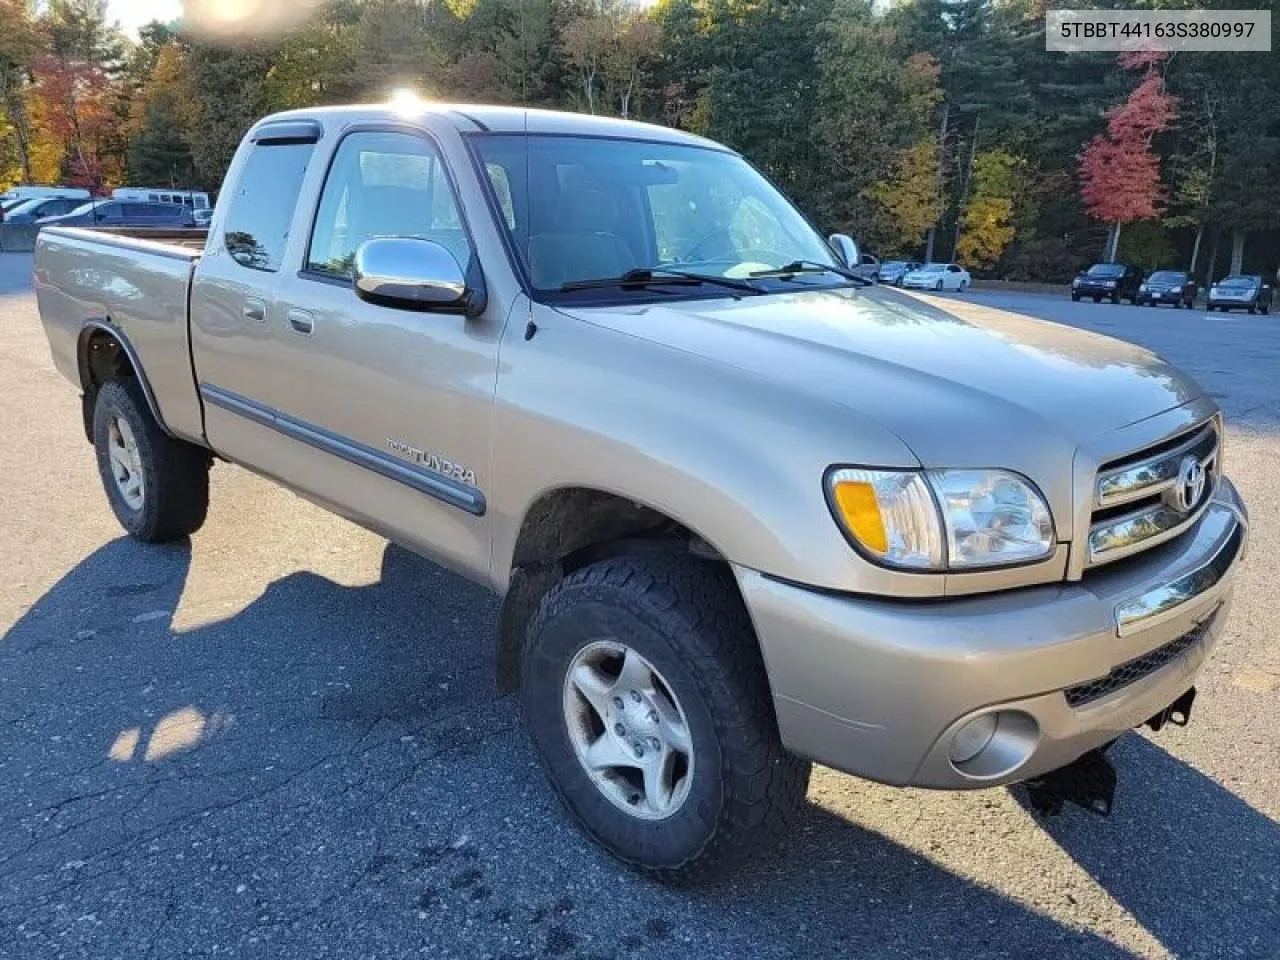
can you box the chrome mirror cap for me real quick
[353,237,469,312]
[828,233,859,269]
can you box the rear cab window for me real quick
[224,137,316,272]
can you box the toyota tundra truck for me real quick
[34,103,1248,877]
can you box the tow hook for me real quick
[1024,748,1117,817]
[1145,686,1196,733]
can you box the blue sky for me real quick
[108,0,183,37]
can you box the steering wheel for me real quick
[681,230,788,273]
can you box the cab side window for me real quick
[223,141,315,272]
[307,131,473,280]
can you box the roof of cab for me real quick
[251,103,732,153]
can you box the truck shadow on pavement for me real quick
[1,537,1275,958]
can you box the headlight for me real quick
[1170,285,1182,293]
[1072,278,1080,287]
[827,468,1055,571]
[1104,280,1117,288]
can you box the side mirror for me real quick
[353,237,479,315]
[828,233,859,269]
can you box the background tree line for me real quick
[2,0,1278,281]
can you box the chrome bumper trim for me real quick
[1114,519,1244,637]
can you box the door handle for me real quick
[242,299,266,323]
[287,309,315,336]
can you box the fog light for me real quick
[950,713,997,764]
[947,709,1040,780]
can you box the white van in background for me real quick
[111,188,211,210]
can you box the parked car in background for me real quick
[192,207,214,226]
[1136,270,1197,309]
[1207,275,1272,314]
[0,185,89,208]
[1,195,85,224]
[901,262,971,291]
[1071,263,1142,303]
[877,260,922,286]
[38,200,196,229]
[848,251,880,282]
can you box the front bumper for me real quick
[1208,297,1256,309]
[1139,289,1187,303]
[738,478,1247,789]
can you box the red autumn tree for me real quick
[30,53,116,188]
[1079,52,1178,261]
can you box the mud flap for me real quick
[1024,748,1117,817]
[1145,687,1196,733]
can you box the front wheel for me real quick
[1071,293,1080,302]
[93,378,210,542]
[521,554,810,878]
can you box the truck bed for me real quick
[33,226,208,444]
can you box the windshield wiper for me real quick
[748,260,871,285]
[560,267,762,294]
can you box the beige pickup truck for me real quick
[35,103,1248,877]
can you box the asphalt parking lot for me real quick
[2,251,1277,960]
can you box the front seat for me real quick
[527,187,638,289]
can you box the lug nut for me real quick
[648,737,661,751]
[634,743,645,758]
[613,696,624,709]
[647,710,658,723]
[613,723,625,736]
[630,690,642,703]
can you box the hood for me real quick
[562,286,1205,470]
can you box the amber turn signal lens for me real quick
[832,480,888,554]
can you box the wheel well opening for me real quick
[78,327,135,442]
[495,488,728,694]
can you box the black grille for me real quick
[1065,620,1212,708]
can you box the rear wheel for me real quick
[93,378,210,542]
[520,553,810,879]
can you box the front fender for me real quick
[487,305,930,596]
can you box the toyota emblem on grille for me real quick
[1175,455,1207,512]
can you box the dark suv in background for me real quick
[1071,263,1143,303]
[37,200,196,229]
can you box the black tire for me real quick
[1110,293,1120,304]
[1262,304,1270,315]
[93,378,210,542]
[1093,296,1101,303]
[1248,306,1257,315]
[934,280,943,291]
[520,553,810,879]
[1071,293,1080,302]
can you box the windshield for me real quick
[4,199,42,216]
[471,134,840,298]
[1219,275,1259,288]
[64,201,101,217]
[918,263,945,272]
[1086,264,1124,277]
[1149,271,1186,283]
